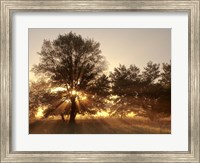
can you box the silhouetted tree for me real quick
[109,64,141,118]
[142,61,160,85]
[109,61,171,120]
[29,80,51,119]
[88,74,110,96]
[139,61,171,118]
[110,64,140,96]
[32,32,108,125]
[159,62,171,89]
[29,79,69,121]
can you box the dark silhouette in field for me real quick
[29,32,171,133]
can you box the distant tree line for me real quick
[109,61,171,120]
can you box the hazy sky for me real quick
[29,28,171,80]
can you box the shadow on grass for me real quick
[29,117,171,134]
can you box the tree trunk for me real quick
[60,114,65,122]
[68,96,77,125]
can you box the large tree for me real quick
[109,64,141,118]
[32,32,108,125]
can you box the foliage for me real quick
[29,80,51,119]
[141,61,160,85]
[109,61,171,119]
[31,32,109,124]
[87,74,111,96]
[110,64,140,96]
[32,32,107,90]
[159,62,171,89]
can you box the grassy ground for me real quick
[29,116,171,134]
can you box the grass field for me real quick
[29,116,171,134]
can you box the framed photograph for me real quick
[0,0,199,162]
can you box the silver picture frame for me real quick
[0,0,199,162]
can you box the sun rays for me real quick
[34,86,138,120]
[50,87,67,93]
[35,107,44,118]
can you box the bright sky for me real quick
[29,28,171,80]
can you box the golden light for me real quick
[110,95,119,99]
[127,112,136,118]
[65,99,71,103]
[71,90,77,95]
[95,110,110,117]
[80,95,87,101]
[50,87,67,93]
[35,107,44,118]
[104,99,115,105]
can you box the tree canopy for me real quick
[33,32,107,91]
[109,62,171,119]
[31,32,109,124]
